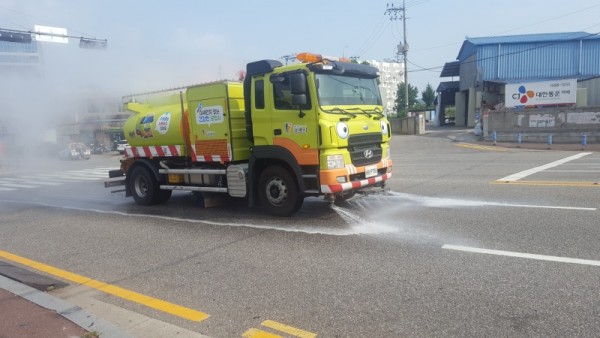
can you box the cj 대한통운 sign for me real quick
[505,79,576,108]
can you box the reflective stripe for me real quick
[125,145,182,158]
[321,172,392,194]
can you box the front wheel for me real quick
[258,165,303,216]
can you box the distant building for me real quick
[0,34,127,148]
[0,39,41,77]
[438,32,600,127]
[368,60,404,116]
[0,38,42,149]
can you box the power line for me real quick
[407,60,443,73]
[413,3,600,53]
[494,4,600,36]
[352,0,430,60]
[354,16,389,58]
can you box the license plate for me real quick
[365,165,377,178]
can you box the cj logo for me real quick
[512,85,535,104]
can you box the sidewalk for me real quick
[0,275,130,338]
[0,288,90,337]
[0,271,211,337]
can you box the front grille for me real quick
[349,168,386,181]
[348,133,382,166]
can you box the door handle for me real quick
[274,129,282,135]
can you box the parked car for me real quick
[59,143,91,160]
[116,140,129,154]
[89,142,107,154]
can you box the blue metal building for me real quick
[437,32,600,127]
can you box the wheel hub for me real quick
[266,178,287,205]
[134,176,148,197]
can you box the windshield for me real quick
[315,74,382,106]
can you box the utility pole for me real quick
[385,1,409,116]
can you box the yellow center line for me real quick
[456,143,507,152]
[491,180,600,187]
[261,320,317,338]
[243,328,283,338]
[0,250,209,322]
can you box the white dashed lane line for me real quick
[443,244,600,267]
[498,152,592,182]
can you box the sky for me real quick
[2,0,600,104]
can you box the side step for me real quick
[104,176,125,188]
[160,185,227,193]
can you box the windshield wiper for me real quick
[345,107,372,118]
[322,107,357,119]
[345,107,386,120]
[370,107,386,120]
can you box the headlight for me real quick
[380,120,388,135]
[336,122,349,139]
[327,154,345,169]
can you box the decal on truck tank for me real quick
[136,115,155,138]
[195,103,224,125]
[155,112,171,134]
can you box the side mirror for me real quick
[290,73,306,95]
[292,94,307,106]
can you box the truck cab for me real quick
[244,53,392,215]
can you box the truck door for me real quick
[268,71,318,166]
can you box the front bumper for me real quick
[319,158,392,194]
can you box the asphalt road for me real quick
[0,132,599,337]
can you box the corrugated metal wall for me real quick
[581,39,600,77]
[475,38,600,82]
[459,54,478,91]
[579,77,600,106]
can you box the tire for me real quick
[258,165,303,216]
[129,166,159,205]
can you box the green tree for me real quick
[394,82,419,118]
[421,83,435,108]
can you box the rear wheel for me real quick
[129,166,160,205]
[258,165,303,216]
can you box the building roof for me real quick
[436,81,459,93]
[457,31,599,61]
[440,61,460,78]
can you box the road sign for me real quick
[34,25,68,43]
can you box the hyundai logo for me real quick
[364,149,373,159]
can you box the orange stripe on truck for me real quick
[273,137,318,165]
